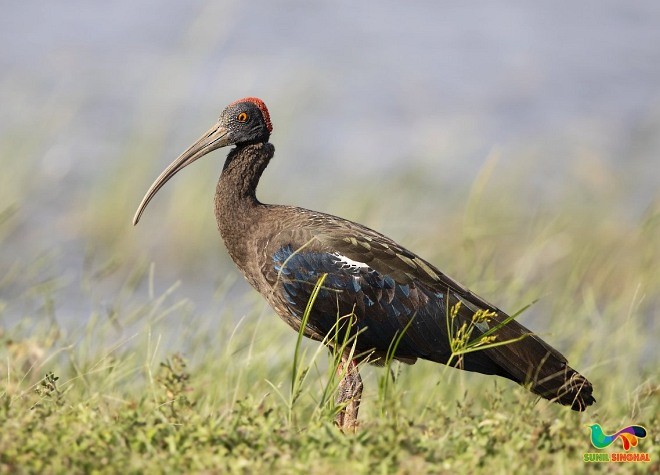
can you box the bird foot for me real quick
[334,356,363,433]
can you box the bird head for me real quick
[132,97,272,225]
[221,97,273,145]
[586,424,603,435]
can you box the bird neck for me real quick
[217,142,274,205]
[214,142,275,268]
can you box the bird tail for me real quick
[521,353,595,411]
[452,300,596,411]
[482,317,596,411]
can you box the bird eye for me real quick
[237,112,248,123]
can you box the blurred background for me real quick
[0,1,658,371]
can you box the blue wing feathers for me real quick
[272,245,451,359]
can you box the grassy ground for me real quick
[0,141,658,473]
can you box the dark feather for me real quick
[259,207,594,411]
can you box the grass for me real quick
[0,124,658,473]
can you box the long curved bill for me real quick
[133,123,231,225]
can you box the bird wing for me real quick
[261,208,593,409]
[259,209,458,362]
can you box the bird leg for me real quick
[335,354,363,433]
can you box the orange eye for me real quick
[237,112,248,123]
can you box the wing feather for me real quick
[258,207,594,409]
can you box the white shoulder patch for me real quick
[332,252,369,270]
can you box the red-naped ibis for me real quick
[133,97,595,431]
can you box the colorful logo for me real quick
[588,423,647,450]
[583,423,651,463]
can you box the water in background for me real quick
[0,1,659,331]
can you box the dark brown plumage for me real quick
[134,97,595,430]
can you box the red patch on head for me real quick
[230,97,273,133]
